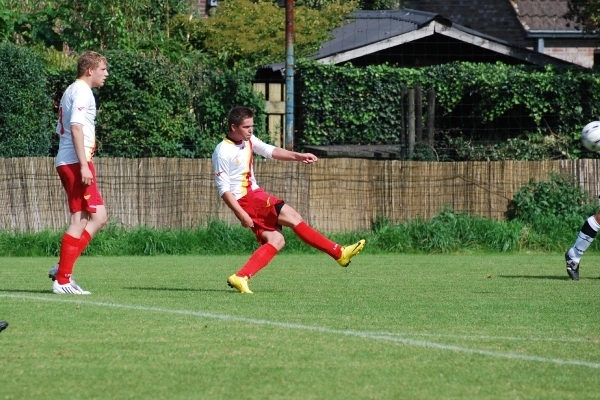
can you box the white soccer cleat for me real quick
[49,264,83,287]
[48,263,59,281]
[53,281,91,295]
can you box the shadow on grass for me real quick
[124,286,286,293]
[0,289,52,294]
[124,286,228,293]
[498,275,600,280]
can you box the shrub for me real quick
[91,51,200,158]
[45,51,267,158]
[0,43,52,156]
[507,172,598,224]
[192,64,267,157]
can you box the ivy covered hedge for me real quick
[2,43,600,161]
[296,61,600,160]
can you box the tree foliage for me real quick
[0,0,195,53]
[172,0,354,67]
[565,0,600,32]
[267,0,403,11]
[358,0,403,10]
[1,0,358,68]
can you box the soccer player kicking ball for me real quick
[49,51,109,294]
[212,106,365,294]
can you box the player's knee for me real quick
[70,216,88,229]
[94,208,108,227]
[268,235,286,251]
[98,213,108,227]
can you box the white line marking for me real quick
[372,331,600,344]
[3,293,599,369]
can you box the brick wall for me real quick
[544,46,594,68]
[405,0,534,48]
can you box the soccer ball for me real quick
[581,121,600,152]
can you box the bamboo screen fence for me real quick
[1,157,599,233]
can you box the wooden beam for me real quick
[434,22,564,66]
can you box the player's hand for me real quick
[300,153,318,164]
[238,211,254,229]
[80,165,93,186]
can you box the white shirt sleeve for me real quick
[250,135,275,159]
[212,148,232,198]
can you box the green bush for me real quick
[507,172,598,224]
[91,51,200,158]
[192,64,267,157]
[0,43,52,156]
[45,52,267,158]
[296,61,600,160]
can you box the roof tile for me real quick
[512,0,575,31]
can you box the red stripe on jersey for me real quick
[245,140,253,187]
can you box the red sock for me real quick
[76,230,92,258]
[293,221,342,259]
[56,233,80,284]
[237,243,279,279]
[53,230,92,271]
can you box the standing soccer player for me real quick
[212,106,366,294]
[49,51,109,294]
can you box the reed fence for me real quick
[1,157,599,232]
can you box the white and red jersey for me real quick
[55,79,97,167]
[212,135,276,199]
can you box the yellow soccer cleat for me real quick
[227,274,253,294]
[336,239,366,267]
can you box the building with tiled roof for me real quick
[511,0,571,31]
[512,0,598,68]
[405,0,600,68]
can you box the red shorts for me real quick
[56,162,103,213]
[237,188,284,244]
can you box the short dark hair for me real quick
[227,106,254,131]
[77,51,107,78]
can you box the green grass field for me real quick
[1,253,599,399]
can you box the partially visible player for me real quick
[49,51,109,294]
[565,211,600,280]
[566,122,600,280]
[212,106,365,294]
[0,321,7,333]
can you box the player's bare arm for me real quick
[221,191,254,228]
[71,124,93,186]
[272,148,318,164]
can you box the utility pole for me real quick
[279,0,294,151]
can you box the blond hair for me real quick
[77,51,107,78]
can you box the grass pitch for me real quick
[1,253,599,399]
